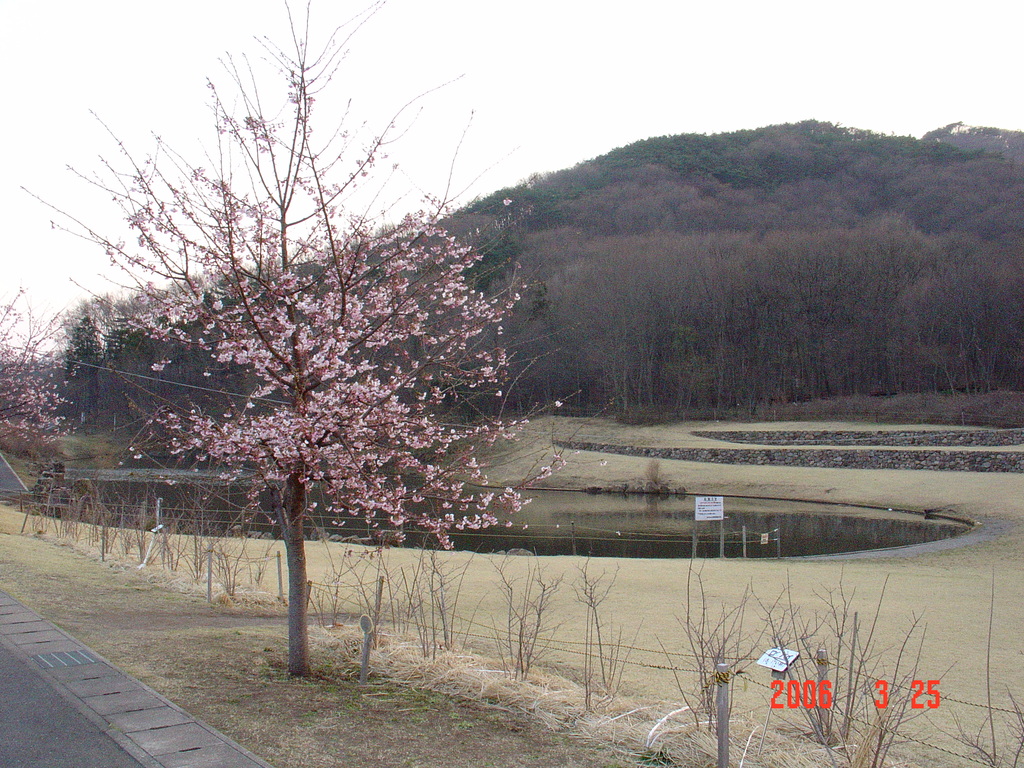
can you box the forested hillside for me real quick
[925,122,1024,164]
[451,121,1024,417]
[60,121,1024,428]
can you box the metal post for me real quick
[742,525,747,558]
[359,614,373,684]
[571,521,577,556]
[776,528,782,559]
[207,549,213,602]
[716,662,730,768]
[373,575,385,647]
[276,552,284,600]
[719,519,725,558]
[155,498,165,567]
[691,524,698,559]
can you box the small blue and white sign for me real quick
[756,647,800,672]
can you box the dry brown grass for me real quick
[477,416,1024,767]
[0,519,623,768]
[6,415,1024,766]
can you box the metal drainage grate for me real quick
[32,650,98,669]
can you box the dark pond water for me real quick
[441,491,969,558]
[61,474,970,559]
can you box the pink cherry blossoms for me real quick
[0,291,61,448]
[69,12,543,675]
[140,207,529,543]
[82,58,531,541]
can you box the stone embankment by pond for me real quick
[558,427,1024,473]
[691,428,1024,447]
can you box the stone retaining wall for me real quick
[691,428,1024,447]
[558,441,1024,472]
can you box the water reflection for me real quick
[61,475,969,559]
[443,491,969,558]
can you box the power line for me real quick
[66,359,289,404]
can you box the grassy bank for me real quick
[5,416,1024,766]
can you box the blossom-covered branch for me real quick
[61,4,545,676]
[0,290,61,448]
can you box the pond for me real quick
[438,491,970,558]
[59,473,971,559]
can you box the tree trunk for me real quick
[278,475,310,676]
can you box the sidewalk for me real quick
[0,589,275,768]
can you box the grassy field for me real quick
[3,415,1023,767]
[458,416,1024,766]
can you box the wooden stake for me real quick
[816,647,831,739]
[716,662,730,768]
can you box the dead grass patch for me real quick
[7,415,1024,767]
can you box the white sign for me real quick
[760,532,770,545]
[756,647,800,672]
[695,496,724,521]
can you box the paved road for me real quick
[0,638,148,768]
[0,452,26,493]
[0,590,274,768]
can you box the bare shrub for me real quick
[388,550,474,659]
[310,547,388,630]
[246,539,277,591]
[492,556,563,680]
[574,560,637,709]
[211,539,247,597]
[643,459,666,493]
[752,575,932,768]
[667,563,761,731]
[952,574,1024,766]
[956,692,1024,768]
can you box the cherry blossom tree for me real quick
[0,291,61,451]
[61,9,541,675]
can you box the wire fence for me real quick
[14,488,1021,767]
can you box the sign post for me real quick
[695,496,725,558]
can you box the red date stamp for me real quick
[874,679,941,709]
[770,679,941,709]
[770,680,833,709]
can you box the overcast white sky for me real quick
[3,0,1023,316]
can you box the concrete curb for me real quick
[0,589,276,768]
